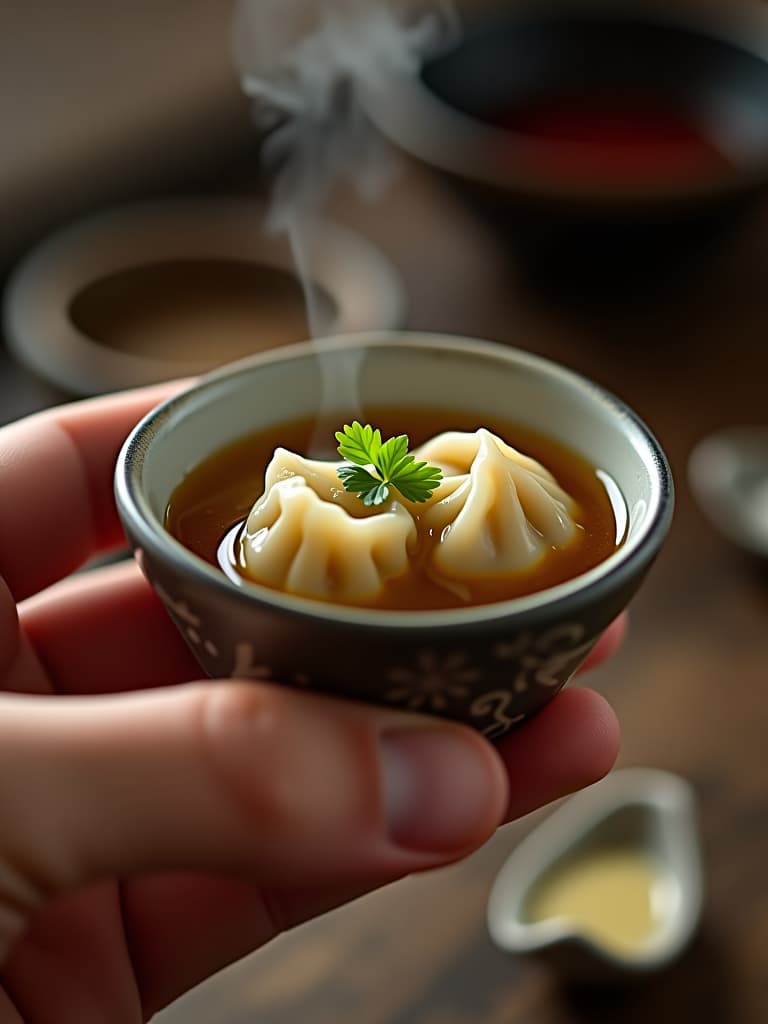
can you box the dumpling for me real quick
[239,448,416,601]
[414,429,579,579]
[236,430,579,602]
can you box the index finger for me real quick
[0,382,189,601]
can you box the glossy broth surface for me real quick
[166,409,624,610]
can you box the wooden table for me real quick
[3,160,768,1023]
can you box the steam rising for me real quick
[232,0,457,448]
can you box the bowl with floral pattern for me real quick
[114,333,672,741]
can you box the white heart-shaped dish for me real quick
[487,768,704,980]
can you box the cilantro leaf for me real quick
[335,423,443,507]
[388,461,444,503]
[375,434,409,480]
[336,464,381,493]
[361,482,391,507]
[335,422,381,467]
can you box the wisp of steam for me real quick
[232,0,458,451]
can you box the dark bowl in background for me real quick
[364,0,768,279]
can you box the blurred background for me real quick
[2,1,768,1021]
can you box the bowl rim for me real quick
[362,0,768,205]
[115,331,674,631]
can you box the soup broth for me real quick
[166,409,624,611]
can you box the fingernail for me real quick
[380,727,501,853]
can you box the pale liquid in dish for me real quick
[70,260,335,362]
[525,846,672,955]
[166,409,625,611]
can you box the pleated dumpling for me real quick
[414,429,579,579]
[239,448,416,601]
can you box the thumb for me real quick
[0,682,506,944]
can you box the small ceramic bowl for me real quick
[114,333,672,740]
[3,199,405,396]
[364,0,768,232]
[487,768,704,979]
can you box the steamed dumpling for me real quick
[239,449,416,601]
[414,429,579,579]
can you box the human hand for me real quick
[0,386,622,1022]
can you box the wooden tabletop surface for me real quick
[3,158,768,1023]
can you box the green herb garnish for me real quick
[336,422,443,507]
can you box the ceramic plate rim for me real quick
[2,198,406,394]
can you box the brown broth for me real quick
[166,409,624,610]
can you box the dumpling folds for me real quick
[240,448,416,601]
[414,429,579,579]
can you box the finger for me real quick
[19,561,200,694]
[497,686,620,822]
[0,992,23,1023]
[1,577,55,698]
[0,682,507,960]
[0,577,21,679]
[579,614,627,673]
[0,382,188,601]
[3,882,139,1023]
[110,687,620,1014]
[122,874,385,1019]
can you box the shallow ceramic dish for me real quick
[364,0,768,228]
[688,427,768,561]
[114,332,672,740]
[487,768,704,979]
[2,199,405,395]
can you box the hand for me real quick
[0,386,622,1023]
